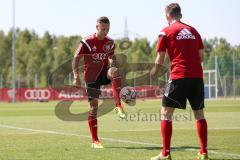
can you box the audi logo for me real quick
[7,89,15,98]
[24,89,51,100]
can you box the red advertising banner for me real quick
[0,86,163,102]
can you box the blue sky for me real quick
[1,0,240,45]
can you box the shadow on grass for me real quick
[106,145,218,151]
[209,159,240,160]
[105,146,240,160]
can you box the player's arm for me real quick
[108,54,117,68]
[150,52,166,79]
[150,31,167,79]
[195,28,204,63]
[72,43,83,87]
[199,49,204,62]
[108,42,117,67]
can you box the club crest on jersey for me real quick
[92,46,97,52]
[103,41,114,53]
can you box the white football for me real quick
[120,86,137,105]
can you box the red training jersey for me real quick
[75,33,115,83]
[156,21,204,80]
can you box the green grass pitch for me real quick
[0,99,240,160]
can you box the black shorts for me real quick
[86,74,111,101]
[162,78,205,110]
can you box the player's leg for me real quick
[188,78,208,159]
[161,107,174,157]
[86,82,103,148]
[151,79,187,160]
[193,109,208,159]
[107,67,122,106]
[88,99,99,142]
[107,67,126,118]
[151,107,174,160]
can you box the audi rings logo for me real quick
[24,89,51,100]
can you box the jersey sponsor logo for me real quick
[92,53,108,61]
[103,41,114,53]
[24,89,51,100]
[176,28,195,40]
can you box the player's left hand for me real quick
[72,76,81,88]
[150,66,159,80]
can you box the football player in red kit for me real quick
[72,16,126,148]
[150,3,208,160]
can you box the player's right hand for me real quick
[72,76,81,88]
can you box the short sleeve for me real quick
[156,31,167,53]
[74,40,89,57]
[194,29,204,50]
[197,33,204,50]
[107,42,115,58]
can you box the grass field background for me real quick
[0,99,240,160]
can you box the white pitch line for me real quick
[0,124,240,158]
[0,124,91,138]
[1,132,41,135]
[110,127,240,132]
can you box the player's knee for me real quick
[89,99,98,116]
[89,99,98,107]
[193,109,205,120]
[107,67,120,79]
[161,107,174,120]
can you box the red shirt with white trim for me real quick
[156,21,204,80]
[76,33,115,83]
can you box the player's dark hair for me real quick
[97,16,110,24]
[165,3,182,20]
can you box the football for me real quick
[120,86,137,105]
